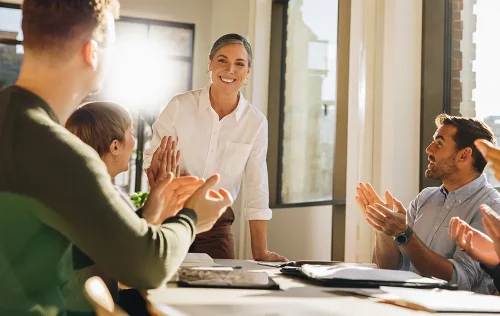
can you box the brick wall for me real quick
[451,0,463,115]
[450,0,477,116]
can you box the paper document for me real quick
[181,253,219,267]
[377,287,500,313]
[301,264,446,284]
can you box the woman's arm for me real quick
[244,119,287,261]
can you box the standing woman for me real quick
[144,33,286,261]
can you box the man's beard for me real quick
[425,154,458,180]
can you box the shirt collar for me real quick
[440,174,487,205]
[199,84,247,122]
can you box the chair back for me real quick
[84,276,128,316]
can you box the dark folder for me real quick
[280,263,456,290]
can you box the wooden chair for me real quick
[84,276,128,316]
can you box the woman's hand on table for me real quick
[147,136,180,189]
[254,251,288,262]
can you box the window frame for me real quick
[0,3,196,192]
[0,2,22,46]
[112,16,195,192]
[267,0,345,209]
[420,0,453,190]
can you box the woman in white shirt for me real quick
[144,33,286,261]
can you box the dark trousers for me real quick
[189,207,235,259]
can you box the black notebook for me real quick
[281,263,456,290]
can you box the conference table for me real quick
[146,259,500,316]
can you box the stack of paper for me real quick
[375,287,500,313]
[181,253,219,267]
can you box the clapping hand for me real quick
[142,173,204,225]
[184,174,234,234]
[449,214,499,268]
[147,136,180,189]
[355,182,394,215]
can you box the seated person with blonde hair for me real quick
[64,101,200,313]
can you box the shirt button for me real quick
[459,200,462,203]
[434,226,438,230]
[446,205,450,209]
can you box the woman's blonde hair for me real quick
[66,101,132,156]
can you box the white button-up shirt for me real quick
[143,85,272,221]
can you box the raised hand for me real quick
[449,216,499,268]
[147,136,181,189]
[475,139,500,182]
[364,194,407,237]
[184,174,233,234]
[142,173,204,225]
[355,182,393,215]
[481,204,500,266]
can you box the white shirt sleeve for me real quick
[143,98,179,169]
[243,119,272,221]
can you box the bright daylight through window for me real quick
[451,0,500,187]
[280,0,338,203]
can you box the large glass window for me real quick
[0,2,194,194]
[279,0,338,204]
[88,18,194,194]
[0,4,22,89]
[447,0,500,187]
[421,0,500,188]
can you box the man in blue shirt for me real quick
[356,114,500,294]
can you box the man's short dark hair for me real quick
[435,113,496,173]
[22,0,119,57]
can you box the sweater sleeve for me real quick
[15,119,195,289]
[480,263,500,293]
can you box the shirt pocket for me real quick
[220,142,252,176]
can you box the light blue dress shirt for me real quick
[402,174,500,294]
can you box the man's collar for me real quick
[198,84,247,122]
[440,174,487,204]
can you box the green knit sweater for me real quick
[0,86,197,315]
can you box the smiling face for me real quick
[425,125,460,180]
[208,44,251,95]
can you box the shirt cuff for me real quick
[449,258,470,290]
[398,248,409,270]
[245,207,272,221]
[480,263,500,280]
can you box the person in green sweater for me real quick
[0,1,233,315]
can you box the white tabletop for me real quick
[147,259,498,316]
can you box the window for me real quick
[421,0,500,188]
[267,0,340,206]
[0,3,22,90]
[0,2,195,194]
[450,0,500,187]
[88,17,195,194]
